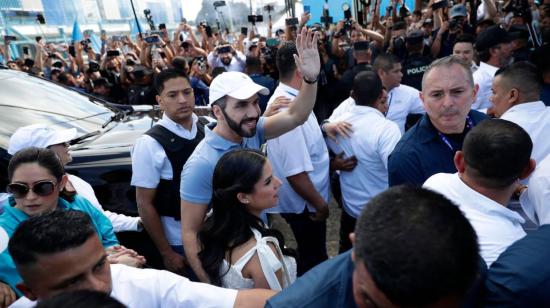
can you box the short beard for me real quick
[220,107,258,138]
[221,56,232,66]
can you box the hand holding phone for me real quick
[217,45,232,54]
[144,36,161,44]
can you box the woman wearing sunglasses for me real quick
[198,149,296,291]
[7,124,142,233]
[0,147,141,301]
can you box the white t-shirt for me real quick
[521,154,550,226]
[328,84,424,135]
[266,83,330,214]
[385,84,425,134]
[68,174,140,232]
[423,173,526,266]
[131,114,199,246]
[473,62,499,110]
[328,105,401,218]
[10,264,238,308]
[500,101,550,163]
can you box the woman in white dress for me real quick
[198,149,296,291]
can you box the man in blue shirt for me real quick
[388,56,487,186]
[266,186,481,308]
[180,28,323,282]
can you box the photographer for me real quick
[188,57,211,106]
[127,65,156,105]
[431,4,474,58]
[206,43,246,72]
[385,20,408,60]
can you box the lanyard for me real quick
[437,116,474,152]
[285,90,297,98]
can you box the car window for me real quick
[0,71,116,147]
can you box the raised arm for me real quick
[264,27,320,139]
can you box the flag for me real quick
[130,19,143,38]
[71,19,84,43]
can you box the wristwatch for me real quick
[303,75,319,84]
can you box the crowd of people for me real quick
[1,0,550,306]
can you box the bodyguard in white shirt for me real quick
[423,120,535,266]
[327,54,424,134]
[490,62,550,163]
[373,53,425,134]
[326,71,401,252]
[472,25,513,110]
[520,154,550,227]
[265,42,330,275]
[131,69,208,276]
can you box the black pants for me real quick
[281,209,328,276]
[339,209,357,254]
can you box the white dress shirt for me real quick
[328,105,401,218]
[68,174,141,232]
[386,84,425,134]
[207,50,247,72]
[266,83,330,214]
[10,264,238,308]
[473,62,499,110]
[521,154,550,226]
[500,101,550,163]
[328,84,424,135]
[130,113,199,246]
[424,173,526,266]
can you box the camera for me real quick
[196,57,207,72]
[449,19,459,30]
[285,18,299,26]
[343,19,353,32]
[144,36,161,44]
[80,38,91,46]
[181,41,190,49]
[248,15,264,23]
[393,36,406,51]
[213,1,226,8]
[218,46,232,54]
[106,50,120,57]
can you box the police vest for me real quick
[144,117,209,220]
[401,55,432,91]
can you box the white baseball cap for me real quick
[209,71,270,106]
[8,124,77,155]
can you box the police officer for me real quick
[401,30,433,91]
[337,41,374,101]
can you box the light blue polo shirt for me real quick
[180,117,266,205]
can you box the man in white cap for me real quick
[7,124,142,233]
[180,27,321,282]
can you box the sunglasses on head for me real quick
[7,180,57,199]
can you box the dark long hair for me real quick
[198,148,291,286]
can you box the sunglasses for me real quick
[7,180,57,199]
